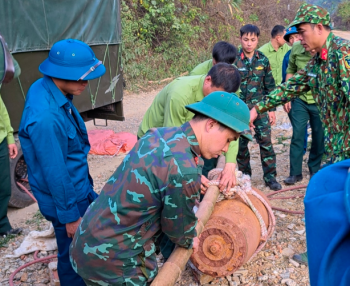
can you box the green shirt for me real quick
[255,33,350,163]
[259,42,291,85]
[0,55,21,145]
[189,59,213,76]
[138,75,238,163]
[189,59,241,95]
[286,41,315,104]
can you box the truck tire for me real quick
[8,141,35,208]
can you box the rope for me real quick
[207,168,276,260]
[17,77,26,100]
[89,44,109,108]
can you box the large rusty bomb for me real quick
[190,188,270,277]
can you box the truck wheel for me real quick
[8,142,35,208]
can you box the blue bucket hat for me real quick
[39,39,106,81]
[284,26,298,42]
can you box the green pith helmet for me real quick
[287,3,330,29]
[186,91,252,141]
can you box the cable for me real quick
[9,251,57,286]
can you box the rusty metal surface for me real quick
[190,188,270,277]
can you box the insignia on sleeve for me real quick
[321,48,328,60]
[255,66,264,70]
[343,54,350,69]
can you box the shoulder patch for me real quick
[343,54,350,70]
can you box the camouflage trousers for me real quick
[237,112,276,183]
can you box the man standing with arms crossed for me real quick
[249,4,350,284]
[235,24,281,190]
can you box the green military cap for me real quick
[287,3,330,29]
[185,91,253,141]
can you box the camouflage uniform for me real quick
[69,122,203,285]
[234,50,277,183]
[255,31,350,163]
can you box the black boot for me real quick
[284,175,303,185]
[0,228,23,237]
[265,179,282,191]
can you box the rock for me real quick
[289,259,300,268]
[258,275,268,281]
[274,144,284,153]
[21,272,28,282]
[281,278,297,286]
[232,276,240,285]
[282,248,294,257]
[226,275,232,281]
[233,269,248,276]
[239,276,248,284]
[294,229,305,235]
[287,224,295,230]
[280,271,290,279]
[276,213,286,218]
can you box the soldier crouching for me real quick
[69,91,252,285]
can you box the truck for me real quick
[0,0,124,208]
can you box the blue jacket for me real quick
[19,76,93,224]
[281,50,291,83]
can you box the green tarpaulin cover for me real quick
[0,0,121,53]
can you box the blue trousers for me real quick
[39,190,98,286]
[305,159,350,286]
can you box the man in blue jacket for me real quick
[19,39,105,286]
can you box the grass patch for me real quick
[0,234,17,248]
[26,210,45,230]
[276,136,289,145]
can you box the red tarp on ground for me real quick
[88,130,137,156]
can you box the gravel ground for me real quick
[1,88,313,285]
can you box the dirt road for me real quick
[333,30,350,41]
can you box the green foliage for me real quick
[26,210,45,230]
[0,234,16,248]
[249,13,259,22]
[306,0,341,13]
[121,0,299,90]
[121,0,216,90]
[337,1,350,24]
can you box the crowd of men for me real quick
[0,3,349,286]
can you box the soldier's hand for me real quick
[200,175,210,195]
[8,143,18,159]
[192,237,200,254]
[268,111,276,126]
[249,108,258,129]
[218,163,236,192]
[66,217,82,238]
[283,102,292,113]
